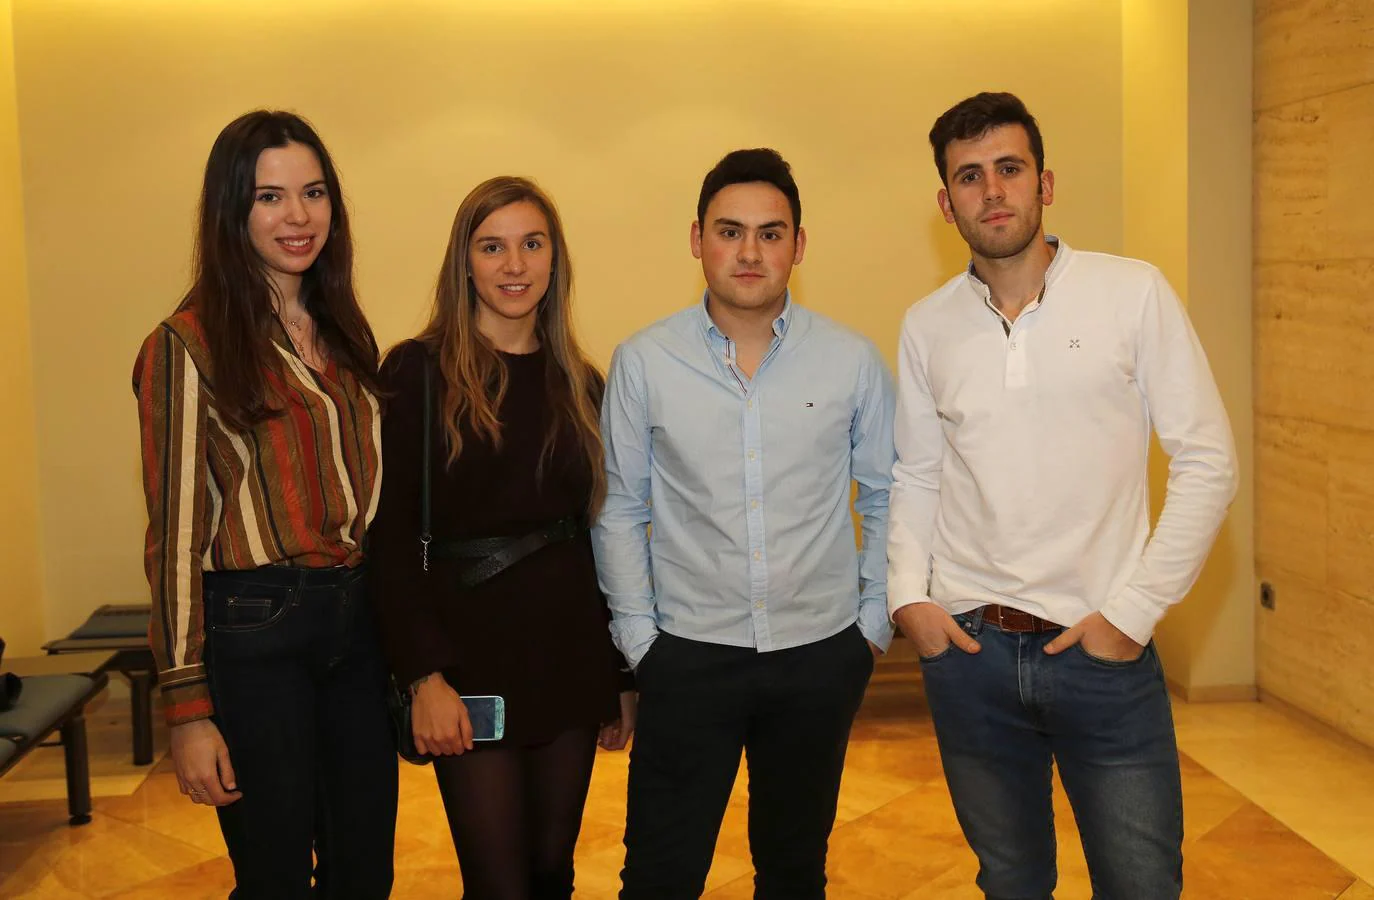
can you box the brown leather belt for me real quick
[977,604,1063,634]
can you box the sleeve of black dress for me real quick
[368,341,461,686]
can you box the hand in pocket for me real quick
[894,603,981,659]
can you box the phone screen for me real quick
[465,695,505,742]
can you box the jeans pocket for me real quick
[1073,641,1148,669]
[206,583,296,633]
[918,641,957,664]
[917,612,977,664]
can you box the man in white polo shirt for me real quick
[888,92,1237,899]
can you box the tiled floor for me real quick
[2,646,1372,898]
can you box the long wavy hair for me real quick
[178,110,379,429]
[417,176,605,516]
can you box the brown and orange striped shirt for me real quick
[133,310,381,725]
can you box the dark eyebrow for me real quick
[254,180,327,192]
[953,155,1028,179]
[712,217,791,231]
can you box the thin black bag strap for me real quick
[421,355,432,571]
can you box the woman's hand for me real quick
[170,719,242,806]
[598,691,638,751]
[411,673,473,756]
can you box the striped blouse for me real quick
[133,310,381,725]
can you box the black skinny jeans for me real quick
[204,564,398,899]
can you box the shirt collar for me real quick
[698,290,793,343]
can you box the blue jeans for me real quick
[204,564,398,899]
[919,608,1183,900]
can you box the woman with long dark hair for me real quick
[133,110,396,897]
[369,176,634,898]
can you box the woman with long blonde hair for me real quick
[369,176,634,898]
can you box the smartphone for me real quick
[464,695,505,742]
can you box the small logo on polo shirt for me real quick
[1069,338,1081,349]
[804,402,815,407]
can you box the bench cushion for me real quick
[0,675,96,741]
[69,606,150,640]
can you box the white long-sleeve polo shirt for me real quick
[887,237,1237,644]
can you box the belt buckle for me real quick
[992,605,1033,633]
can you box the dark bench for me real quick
[0,671,110,825]
[45,605,157,765]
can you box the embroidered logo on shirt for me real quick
[804,402,815,407]
[1069,338,1081,349]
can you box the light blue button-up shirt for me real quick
[592,294,896,668]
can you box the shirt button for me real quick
[751,500,760,510]
[753,550,762,561]
[1010,341,1018,349]
[747,399,753,409]
[748,450,757,461]
[754,600,765,610]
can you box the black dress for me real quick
[369,340,623,746]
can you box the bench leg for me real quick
[129,672,154,766]
[60,715,93,826]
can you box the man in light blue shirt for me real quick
[593,148,895,899]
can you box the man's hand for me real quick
[170,718,241,807]
[1044,611,1145,661]
[893,603,981,658]
[411,673,473,756]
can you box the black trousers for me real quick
[204,564,399,900]
[620,624,874,900]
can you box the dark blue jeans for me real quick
[919,608,1183,900]
[204,564,398,899]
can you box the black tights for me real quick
[433,725,599,900]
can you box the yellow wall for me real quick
[11,0,1127,639]
[1122,0,1192,686]
[5,2,1265,703]
[0,0,44,657]
[1121,0,1256,699]
[1180,0,1254,696]
[1254,0,1374,747]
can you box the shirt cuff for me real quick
[887,570,932,620]
[887,594,933,621]
[161,678,214,726]
[610,614,659,670]
[1100,588,1161,647]
[858,598,895,652]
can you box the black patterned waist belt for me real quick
[430,516,585,589]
